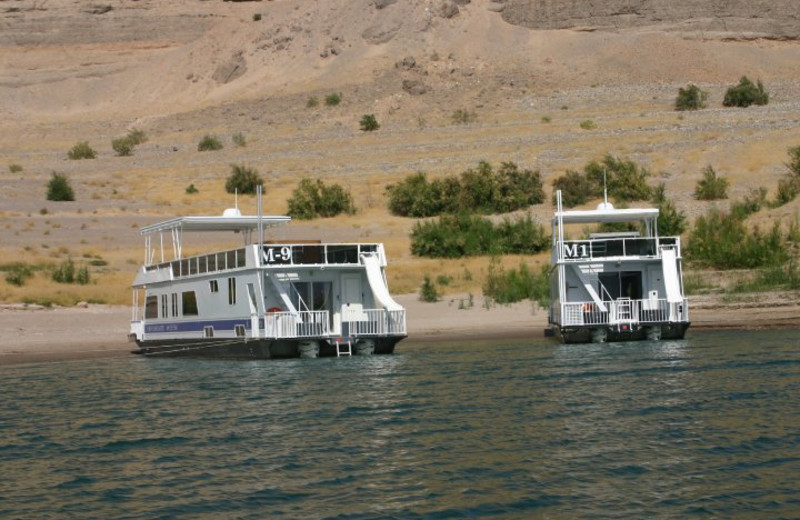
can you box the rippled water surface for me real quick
[2,329,799,519]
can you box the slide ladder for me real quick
[336,339,352,357]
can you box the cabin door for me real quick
[341,274,365,333]
[599,271,643,301]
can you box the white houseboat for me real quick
[548,190,690,343]
[129,199,407,358]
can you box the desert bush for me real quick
[127,128,147,145]
[552,170,594,207]
[772,146,800,207]
[46,172,75,201]
[386,161,544,217]
[112,137,135,156]
[68,141,96,160]
[731,187,767,220]
[451,109,477,124]
[579,119,596,130]
[723,76,769,107]
[185,184,199,194]
[232,132,246,147]
[76,265,90,285]
[675,84,708,111]
[9,164,22,173]
[52,258,76,283]
[553,154,652,207]
[4,263,33,287]
[694,165,729,200]
[306,96,319,108]
[325,92,342,106]
[419,275,440,302]
[198,135,223,151]
[253,13,262,21]
[287,178,355,219]
[359,114,380,132]
[652,183,687,236]
[225,164,263,195]
[687,208,787,269]
[410,213,548,258]
[483,259,549,307]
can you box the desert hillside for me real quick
[1,0,799,305]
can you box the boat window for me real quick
[161,294,168,318]
[236,249,246,268]
[182,291,199,316]
[235,325,246,337]
[204,326,214,338]
[145,295,158,319]
[228,277,237,305]
[210,280,219,293]
[217,252,227,271]
[171,293,179,317]
[226,251,237,271]
[198,255,207,274]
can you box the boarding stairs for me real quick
[335,339,352,357]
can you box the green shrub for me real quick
[9,164,22,173]
[483,259,549,307]
[541,116,551,123]
[687,208,787,269]
[731,187,767,220]
[185,184,199,195]
[68,141,96,160]
[451,109,477,124]
[579,119,596,130]
[675,84,708,111]
[307,96,319,108]
[411,213,548,258]
[253,13,262,21]
[198,135,224,151]
[772,146,800,207]
[386,161,544,217]
[652,183,687,236]
[325,92,342,106]
[232,132,246,147]
[76,266,90,285]
[419,275,440,302]
[552,154,652,208]
[112,136,135,156]
[723,76,769,107]
[694,165,729,200]
[52,258,76,283]
[552,170,593,207]
[4,264,32,286]
[46,172,75,201]
[287,178,355,219]
[127,128,147,145]
[359,114,380,132]
[225,164,263,195]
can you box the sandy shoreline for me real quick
[1,292,798,366]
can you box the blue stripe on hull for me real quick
[144,318,256,334]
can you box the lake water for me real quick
[1,329,799,519]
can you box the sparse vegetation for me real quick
[225,164,263,195]
[451,109,477,124]
[325,92,342,106]
[9,164,22,173]
[111,137,134,156]
[731,187,767,220]
[579,119,596,130]
[253,13,262,21]
[68,141,96,160]
[694,165,729,200]
[410,213,548,258]
[723,76,769,107]
[419,275,440,302]
[652,183,687,236]
[386,161,545,217]
[306,96,319,108]
[772,146,800,207]
[483,259,548,307]
[3,263,33,287]
[232,132,246,147]
[675,84,708,111]
[551,154,652,207]
[287,178,356,220]
[185,184,199,195]
[198,135,224,151]
[46,172,75,202]
[359,114,380,132]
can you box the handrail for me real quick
[559,236,681,262]
[560,298,689,327]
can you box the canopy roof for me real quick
[554,207,659,225]
[140,215,291,235]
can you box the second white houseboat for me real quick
[548,190,690,343]
[129,201,407,358]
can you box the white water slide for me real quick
[661,248,683,303]
[361,254,404,312]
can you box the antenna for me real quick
[603,169,608,206]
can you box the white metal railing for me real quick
[558,237,681,262]
[560,298,689,327]
[346,309,407,336]
[264,310,330,339]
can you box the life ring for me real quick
[267,307,282,313]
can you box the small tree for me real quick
[652,184,687,236]
[52,258,76,283]
[675,84,708,111]
[287,178,355,219]
[47,172,75,201]
[198,135,224,151]
[68,141,96,160]
[359,114,380,132]
[723,76,769,107]
[225,164,263,195]
[419,275,440,302]
[694,165,729,200]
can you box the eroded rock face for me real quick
[499,0,800,39]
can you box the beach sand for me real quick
[1,292,798,366]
